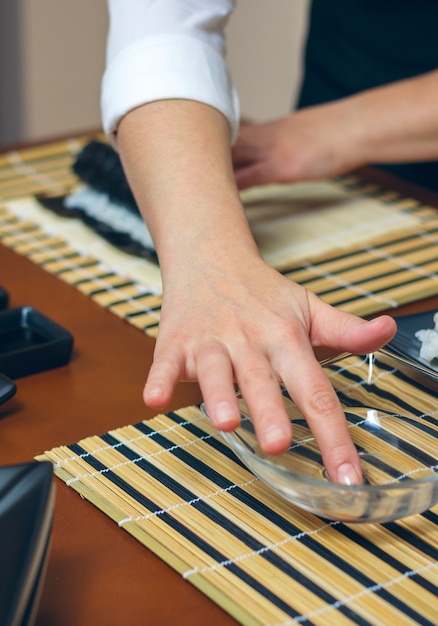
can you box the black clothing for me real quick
[297,0,438,190]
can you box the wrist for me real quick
[321,97,371,173]
[157,198,261,278]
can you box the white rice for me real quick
[415,312,438,362]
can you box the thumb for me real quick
[234,162,275,190]
[310,301,397,355]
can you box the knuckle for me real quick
[195,340,224,358]
[150,354,176,374]
[239,364,276,388]
[306,384,340,416]
[330,438,355,461]
[253,407,280,430]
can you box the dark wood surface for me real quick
[1,164,438,626]
[0,246,226,626]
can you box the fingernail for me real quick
[214,402,238,429]
[262,424,289,453]
[144,386,163,404]
[336,463,362,486]
[145,386,160,398]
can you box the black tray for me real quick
[387,310,438,377]
[0,373,16,405]
[0,461,54,626]
[0,306,74,379]
[0,286,8,310]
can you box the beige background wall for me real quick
[0,0,309,146]
[228,0,309,121]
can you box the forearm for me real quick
[342,69,438,165]
[117,100,259,279]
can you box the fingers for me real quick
[147,336,294,455]
[231,126,261,165]
[233,354,293,455]
[309,297,397,354]
[143,349,184,409]
[195,342,293,455]
[143,284,389,487]
[195,342,241,431]
[194,335,362,484]
[280,302,396,484]
[232,126,279,189]
[278,342,363,485]
[234,162,276,191]
[147,331,363,484]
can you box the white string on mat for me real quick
[301,261,399,309]
[61,359,406,477]
[364,242,438,282]
[182,461,437,580]
[183,519,340,579]
[386,463,438,484]
[6,144,79,195]
[1,226,162,322]
[269,560,438,626]
[284,211,421,254]
[53,354,380,468]
[63,410,379,484]
[367,353,374,384]
[65,432,216,486]
[54,413,209,466]
[118,476,259,527]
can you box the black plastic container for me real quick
[0,461,54,626]
[0,373,16,405]
[0,286,9,310]
[0,306,73,379]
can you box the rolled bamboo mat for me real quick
[38,352,438,625]
[1,135,438,337]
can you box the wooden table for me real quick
[0,161,437,626]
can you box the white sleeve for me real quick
[101,0,240,142]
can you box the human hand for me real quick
[232,102,364,190]
[143,248,396,485]
[116,98,395,485]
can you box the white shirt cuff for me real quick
[101,34,240,145]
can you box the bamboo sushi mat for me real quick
[1,135,438,341]
[38,352,438,626]
[4,136,437,623]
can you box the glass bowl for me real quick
[202,350,438,523]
